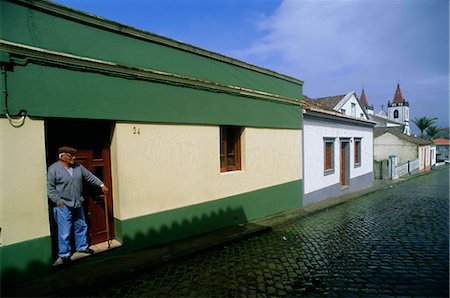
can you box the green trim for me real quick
[0,236,53,289]
[0,40,301,106]
[1,0,302,98]
[119,180,303,252]
[5,64,302,129]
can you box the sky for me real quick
[53,0,449,133]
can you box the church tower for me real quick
[387,84,411,135]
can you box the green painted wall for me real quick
[1,180,302,290]
[0,0,302,99]
[4,63,302,129]
[0,236,53,289]
[118,180,303,252]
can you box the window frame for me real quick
[393,109,399,118]
[324,137,336,175]
[354,138,362,167]
[220,126,242,172]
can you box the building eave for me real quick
[7,0,303,86]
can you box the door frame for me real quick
[45,118,115,257]
[340,138,350,188]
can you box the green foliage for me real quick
[412,116,438,137]
[425,126,442,140]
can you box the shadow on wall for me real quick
[1,205,248,295]
[119,205,249,253]
[1,237,53,293]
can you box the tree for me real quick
[412,116,438,137]
[425,126,442,140]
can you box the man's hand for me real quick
[101,185,109,195]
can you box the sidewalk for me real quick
[5,168,440,297]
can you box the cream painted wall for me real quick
[111,124,302,220]
[374,133,417,164]
[303,117,373,195]
[418,145,431,171]
[0,118,50,246]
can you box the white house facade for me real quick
[302,95,375,206]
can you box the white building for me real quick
[302,92,375,205]
[433,138,450,163]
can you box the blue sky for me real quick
[53,0,449,133]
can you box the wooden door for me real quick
[75,149,114,245]
[340,142,347,186]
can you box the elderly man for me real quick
[47,146,109,263]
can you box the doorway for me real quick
[340,140,350,187]
[45,119,115,257]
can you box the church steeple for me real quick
[359,89,373,115]
[392,83,407,105]
[387,84,411,135]
[360,89,369,106]
[389,84,409,107]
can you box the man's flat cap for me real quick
[58,146,77,154]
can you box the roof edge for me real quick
[8,0,304,86]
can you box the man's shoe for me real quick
[78,248,94,254]
[61,256,71,264]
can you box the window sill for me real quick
[220,170,243,175]
[324,169,335,176]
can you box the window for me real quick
[393,109,399,118]
[351,103,356,117]
[220,126,242,172]
[354,138,361,167]
[340,109,346,114]
[324,138,335,174]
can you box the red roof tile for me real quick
[433,138,450,145]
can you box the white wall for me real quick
[0,118,50,246]
[335,93,368,120]
[111,124,303,220]
[303,117,373,195]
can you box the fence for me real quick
[374,156,419,180]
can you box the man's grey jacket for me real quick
[47,161,104,208]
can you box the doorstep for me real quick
[52,239,122,266]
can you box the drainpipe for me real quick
[1,61,27,128]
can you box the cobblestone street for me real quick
[86,168,449,297]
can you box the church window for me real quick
[393,110,399,118]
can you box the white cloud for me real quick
[231,0,449,127]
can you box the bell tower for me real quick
[387,84,411,135]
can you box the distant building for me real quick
[374,127,432,172]
[361,84,411,135]
[433,138,450,162]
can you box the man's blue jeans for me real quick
[53,205,89,258]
